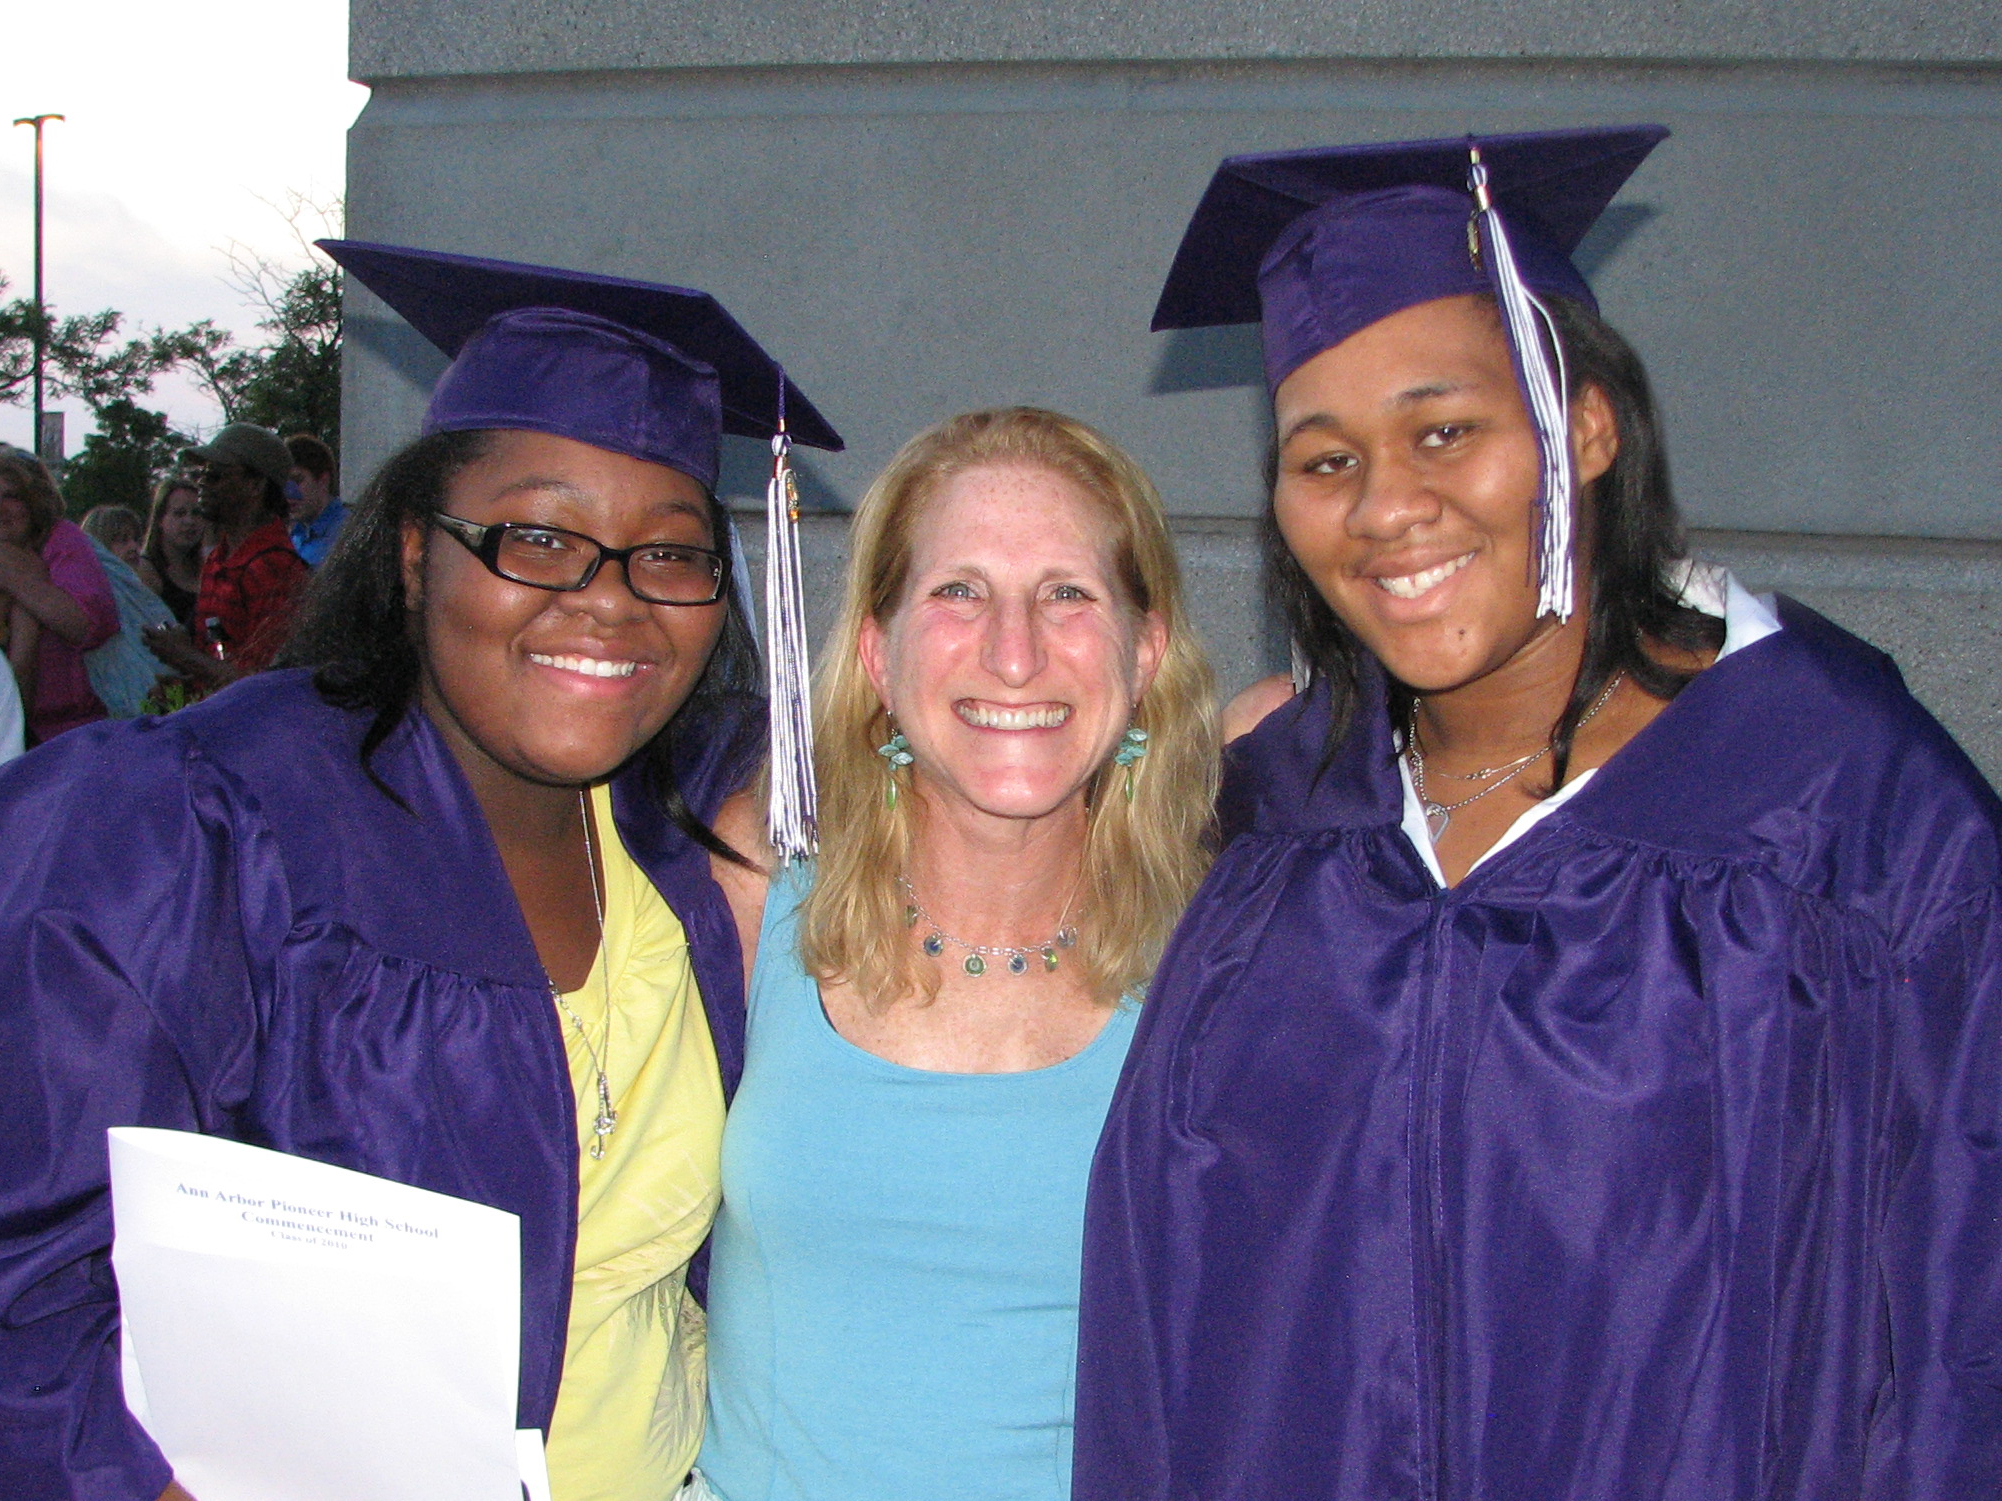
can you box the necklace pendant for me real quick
[922,931,945,958]
[964,954,986,977]
[1424,803,1451,843]
[1007,951,1030,976]
[589,1101,618,1159]
[1042,946,1059,972]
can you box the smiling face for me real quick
[1271,293,1616,694]
[859,460,1167,828]
[401,429,728,792]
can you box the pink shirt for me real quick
[25,520,117,745]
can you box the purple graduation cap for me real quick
[320,238,843,861]
[318,238,842,489]
[1153,124,1667,620]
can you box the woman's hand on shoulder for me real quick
[709,789,774,990]
[1221,674,1297,744]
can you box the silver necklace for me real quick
[898,875,1080,978]
[1420,745,1548,783]
[550,789,617,1159]
[1408,672,1624,843]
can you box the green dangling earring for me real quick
[1113,726,1149,802]
[877,727,914,807]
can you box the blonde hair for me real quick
[799,407,1218,1008]
[81,504,144,551]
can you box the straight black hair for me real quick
[276,429,761,861]
[1267,294,1724,791]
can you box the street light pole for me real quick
[12,114,64,459]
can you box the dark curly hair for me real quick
[1269,294,1724,794]
[276,429,761,859]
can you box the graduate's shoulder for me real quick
[1587,598,2002,945]
[0,672,379,861]
[1761,597,1993,812]
[166,668,372,777]
[1218,671,1397,844]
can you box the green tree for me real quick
[1,196,344,511]
[59,397,191,517]
[0,275,185,513]
[0,279,179,415]
[176,260,341,447]
[176,202,344,452]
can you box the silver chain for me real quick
[1408,672,1624,841]
[899,874,1081,978]
[550,789,617,1159]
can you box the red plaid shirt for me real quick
[193,519,308,672]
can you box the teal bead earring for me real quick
[877,728,914,807]
[1114,726,1149,802]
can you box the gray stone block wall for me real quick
[353,0,2001,75]
[339,0,2002,784]
[341,60,2002,541]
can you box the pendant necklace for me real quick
[550,789,617,1159]
[898,874,1080,978]
[1407,671,1625,843]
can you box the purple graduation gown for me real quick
[0,670,757,1501]
[1075,600,2002,1500]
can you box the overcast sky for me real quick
[1,0,368,453]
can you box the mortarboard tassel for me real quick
[764,394,819,864]
[1467,142,1577,622]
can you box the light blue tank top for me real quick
[699,866,1139,1501]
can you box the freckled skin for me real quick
[858,460,1166,831]
[811,459,1169,1073]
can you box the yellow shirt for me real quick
[545,783,725,1501]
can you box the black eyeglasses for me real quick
[431,513,728,606]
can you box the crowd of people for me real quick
[1,124,1998,1501]
[0,422,342,762]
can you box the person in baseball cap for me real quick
[141,420,307,678]
[185,421,295,490]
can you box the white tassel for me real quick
[1289,637,1312,695]
[1468,144,1576,622]
[763,425,818,863]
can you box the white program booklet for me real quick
[108,1127,548,1501]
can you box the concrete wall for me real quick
[353,0,1999,73]
[342,60,2002,536]
[341,1,2002,778]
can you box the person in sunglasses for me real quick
[139,422,308,685]
[0,242,842,1501]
